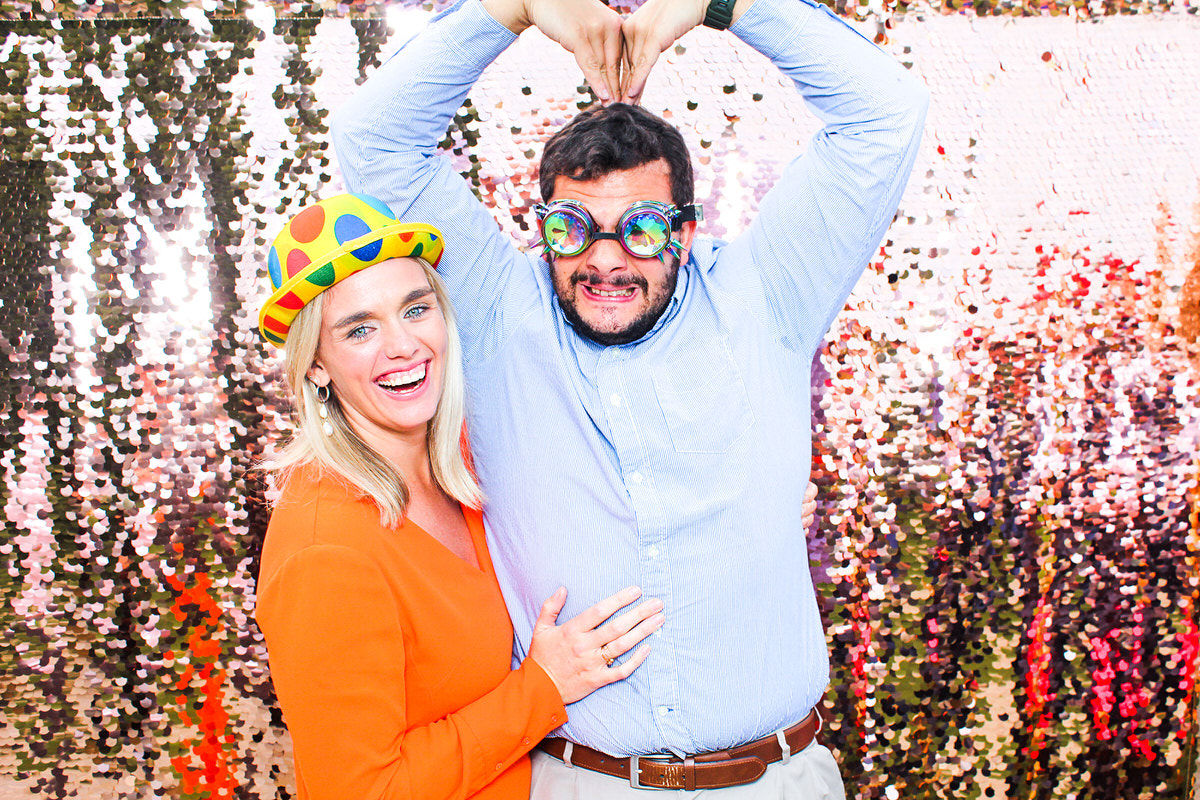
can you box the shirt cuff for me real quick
[437,0,520,72]
[730,0,817,59]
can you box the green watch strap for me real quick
[702,0,735,29]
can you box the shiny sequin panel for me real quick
[1,2,1198,799]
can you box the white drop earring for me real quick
[316,384,334,437]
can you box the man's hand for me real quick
[802,481,818,531]
[620,0,760,103]
[485,0,757,105]
[530,0,626,102]
[618,0,707,103]
[484,0,625,102]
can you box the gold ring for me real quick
[600,645,616,668]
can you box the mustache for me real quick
[571,273,649,292]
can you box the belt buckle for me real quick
[629,753,684,790]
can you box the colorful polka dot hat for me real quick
[258,193,444,346]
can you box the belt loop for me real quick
[775,729,791,765]
[814,704,823,736]
[562,741,574,769]
[684,756,696,791]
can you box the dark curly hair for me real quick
[538,103,695,207]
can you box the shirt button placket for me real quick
[600,351,679,745]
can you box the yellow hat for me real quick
[259,193,444,345]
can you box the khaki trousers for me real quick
[529,740,845,800]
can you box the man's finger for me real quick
[573,9,625,102]
[619,34,635,101]
[623,63,656,104]
[620,39,660,104]
[575,47,616,103]
[525,0,624,101]
[581,64,612,103]
[601,28,624,103]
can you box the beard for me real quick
[553,254,680,346]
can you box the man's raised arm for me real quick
[332,0,521,331]
[734,0,928,355]
[331,0,624,338]
[624,0,928,357]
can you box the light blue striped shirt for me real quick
[334,0,927,757]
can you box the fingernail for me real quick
[648,598,663,611]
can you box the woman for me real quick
[254,193,665,800]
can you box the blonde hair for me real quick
[271,259,482,527]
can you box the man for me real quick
[333,0,927,794]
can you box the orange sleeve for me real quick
[257,544,566,800]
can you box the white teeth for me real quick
[589,287,635,297]
[378,363,426,389]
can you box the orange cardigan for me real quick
[256,465,566,800]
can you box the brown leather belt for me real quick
[537,707,821,790]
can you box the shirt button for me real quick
[646,546,659,559]
[630,471,644,484]
[523,737,531,745]
[658,706,669,717]
[495,764,503,771]
[610,393,622,407]
[551,714,560,724]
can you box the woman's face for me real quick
[307,257,448,452]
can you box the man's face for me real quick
[547,160,695,346]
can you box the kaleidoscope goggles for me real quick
[533,199,704,260]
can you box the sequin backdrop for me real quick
[1,0,1198,797]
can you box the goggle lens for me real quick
[619,208,672,258]
[535,200,700,259]
[541,207,592,257]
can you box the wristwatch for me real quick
[702,0,736,29]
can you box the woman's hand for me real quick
[528,585,664,705]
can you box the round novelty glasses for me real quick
[534,200,703,259]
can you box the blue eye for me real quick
[347,325,370,340]
[405,303,431,319]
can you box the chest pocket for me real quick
[653,335,755,454]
